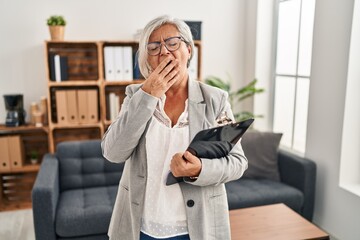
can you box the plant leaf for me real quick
[204,76,230,92]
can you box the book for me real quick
[50,54,68,81]
[133,52,143,80]
[49,54,56,81]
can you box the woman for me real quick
[101,15,248,240]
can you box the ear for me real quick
[186,45,192,68]
[187,45,192,58]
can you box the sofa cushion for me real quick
[56,140,124,191]
[55,185,118,237]
[225,178,304,214]
[241,131,282,181]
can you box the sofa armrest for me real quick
[278,149,316,221]
[32,154,59,240]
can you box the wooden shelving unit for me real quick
[45,41,103,153]
[0,39,201,212]
[0,125,48,211]
[44,40,202,152]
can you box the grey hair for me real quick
[138,15,195,79]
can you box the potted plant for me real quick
[30,150,39,165]
[47,15,66,41]
[205,75,264,121]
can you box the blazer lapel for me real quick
[188,79,206,140]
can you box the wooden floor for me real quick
[0,208,35,240]
[0,205,338,240]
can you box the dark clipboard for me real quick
[166,118,254,185]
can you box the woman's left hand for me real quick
[170,151,202,178]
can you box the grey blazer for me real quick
[101,79,248,240]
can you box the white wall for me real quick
[306,0,360,239]
[0,0,247,122]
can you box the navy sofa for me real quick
[32,139,316,240]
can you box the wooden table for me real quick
[230,203,329,240]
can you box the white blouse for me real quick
[141,96,190,238]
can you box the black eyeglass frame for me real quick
[146,36,187,56]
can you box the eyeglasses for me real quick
[147,36,185,56]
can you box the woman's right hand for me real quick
[141,56,180,98]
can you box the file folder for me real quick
[87,89,98,123]
[114,47,124,80]
[8,136,24,169]
[55,90,68,123]
[66,90,78,123]
[109,93,119,121]
[77,90,88,123]
[104,46,115,81]
[0,137,11,171]
[122,46,133,80]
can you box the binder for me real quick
[104,46,115,81]
[114,94,120,118]
[188,46,198,80]
[109,93,117,121]
[8,136,24,169]
[55,90,68,123]
[77,90,88,123]
[133,52,143,79]
[54,55,61,82]
[0,137,11,171]
[53,55,68,82]
[114,47,124,80]
[60,56,68,81]
[122,46,133,80]
[49,54,56,81]
[66,90,78,123]
[87,89,98,123]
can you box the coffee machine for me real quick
[3,94,26,127]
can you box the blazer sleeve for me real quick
[185,91,248,186]
[101,85,158,163]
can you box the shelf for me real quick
[46,41,99,81]
[50,122,103,130]
[48,80,100,87]
[102,40,139,45]
[0,171,37,211]
[0,164,40,174]
[0,125,49,134]
[103,80,144,86]
[51,127,102,152]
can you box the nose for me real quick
[160,43,170,55]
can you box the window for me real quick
[273,0,316,153]
[339,0,360,197]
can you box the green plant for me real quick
[205,75,264,121]
[30,150,39,160]
[47,15,66,26]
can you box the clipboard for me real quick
[166,118,254,185]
